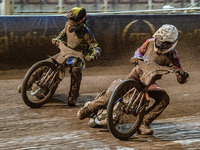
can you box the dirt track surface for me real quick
[0,64,200,150]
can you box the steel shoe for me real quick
[88,118,98,128]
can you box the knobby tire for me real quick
[107,79,146,140]
[21,60,57,108]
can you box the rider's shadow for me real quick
[44,94,96,108]
[152,121,200,143]
[91,121,200,150]
[95,118,200,143]
[125,120,200,145]
[40,94,68,108]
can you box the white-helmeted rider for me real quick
[77,24,189,135]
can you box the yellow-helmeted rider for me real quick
[52,7,102,106]
[17,7,102,107]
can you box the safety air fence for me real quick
[0,14,199,69]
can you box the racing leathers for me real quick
[54,22,102,106]
[77,38,188,134]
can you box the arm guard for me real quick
[84,31,102,60]
[52,28,67,45]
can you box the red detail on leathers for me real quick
[147,84,164,92]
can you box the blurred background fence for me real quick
[0,0,200,15]
[1,14,200,69]
[0,0,200,70]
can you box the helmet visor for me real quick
[68,19,79,26]
[155,39,174,50]
[68,19,84,33]
[155,35,175,51]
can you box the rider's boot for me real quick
[17,68,43,93]
[138,90,170,135]
[77,101,92,120]
[17,77,36,94]
[138,111,155,135]
[138,123,154,135]
[17,85,22,93]
[68,67,82,106]
[68,97,77,106]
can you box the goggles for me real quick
[155,36,176,50]
[66,11,87,25]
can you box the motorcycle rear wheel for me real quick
[107,79,146,140]
[21,60,58,108]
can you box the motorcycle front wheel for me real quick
[21,60,58,108]
[107,79,146,140]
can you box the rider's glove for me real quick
[130,57,143,65]
[52,38,59,46]
[85,55,95,62]
[176,70,189,84]
[85,47,102,62]
[91,47,102,60]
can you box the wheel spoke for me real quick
[107,79,145,139]
[22,61,57,107]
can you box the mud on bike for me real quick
[87,58,177,140]
[21,41,83,108]
[105,59,179,140]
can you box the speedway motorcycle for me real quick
[106,59,176,140]
[21,41,83,108]
[89,57,177,140]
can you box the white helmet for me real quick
[153,24,178,54]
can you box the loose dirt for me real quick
[0,64,200,149]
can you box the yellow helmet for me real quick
[66,7,87,24]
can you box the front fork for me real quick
[125,89,150,116]
[39,65,64,90]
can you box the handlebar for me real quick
[137,60,175,87]
[138,60,175,74]
[57,40,83,59]
[51,40,83,65]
